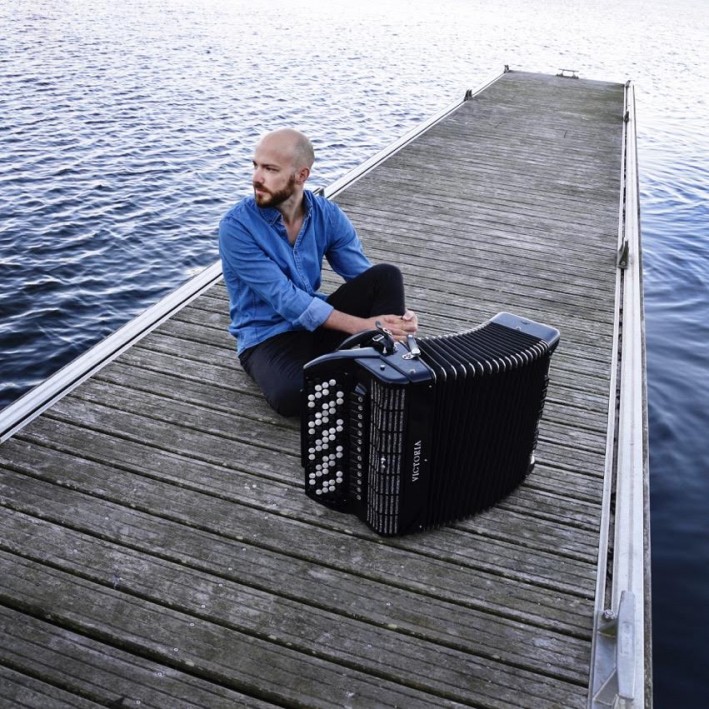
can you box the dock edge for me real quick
[588,81,652,709]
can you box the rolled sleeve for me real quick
[296,296,334,331]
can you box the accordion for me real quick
[301,312,560,536]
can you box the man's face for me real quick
[252,137,298,208]
[253,171,297,208]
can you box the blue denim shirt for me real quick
[218,190,371,354]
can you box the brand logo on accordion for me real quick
[412,440,423,482]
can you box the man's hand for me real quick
[323,308,419,342]
[373,309,418,342]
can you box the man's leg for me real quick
[327,263,406,318]
[239,331,316,417]
[240,265,407,417]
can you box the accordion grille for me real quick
[367,381,406,536]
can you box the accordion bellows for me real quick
[301,312,560,536]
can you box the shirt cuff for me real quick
[296,297,334,331]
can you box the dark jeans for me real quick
[240,263,406,417]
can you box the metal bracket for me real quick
[402,334,421,359]
[617,239,629,269]
[591,591,637,706]
[558,68,579,79]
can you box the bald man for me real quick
[219,128,417,417]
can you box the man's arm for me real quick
[322,308,418,341]
[322,201,371,281]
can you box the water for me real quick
[2,0,708,703]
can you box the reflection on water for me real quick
[2,0,709,703]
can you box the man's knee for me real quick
[367,263,405,314]
[369,262,403,283]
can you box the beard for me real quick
[253,173,297,208]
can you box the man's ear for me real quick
[296,166,310,185]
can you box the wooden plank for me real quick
[0,510,591,691]
[0,665,100,709]
[0,552,474,709]
[0,607,279,708]
[134,325,614,402]
[38,382,606,520]
[0,439,596,606]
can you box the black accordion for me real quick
[301,312,560,536]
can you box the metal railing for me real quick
[0,262,223,442]
[589,81,651,708]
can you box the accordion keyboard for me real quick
[303,378,348,501]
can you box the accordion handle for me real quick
[337,327,396,355]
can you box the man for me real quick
[219,128,418,417]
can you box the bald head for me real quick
[251,129,314,210]
[257,128,314,171]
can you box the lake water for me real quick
[2,0,708,704]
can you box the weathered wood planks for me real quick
[0,71,626,707]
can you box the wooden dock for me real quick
[0,70,649,707]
